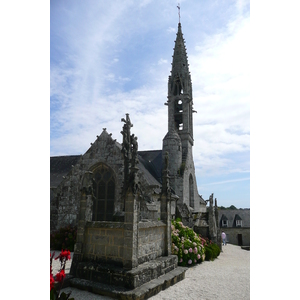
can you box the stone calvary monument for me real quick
[50,19,220,299]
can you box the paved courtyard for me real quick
[52,244,250,300]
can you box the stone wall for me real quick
[222,227,250,246]
[83,221,124,266]
[138,221,166,264]
[74,220,168,268]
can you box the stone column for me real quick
[160,194,171,256]
[208,193,217,244]
[214,198,222,251]
[70,172,93,276]
[123,190,139,270]
[160,152,172,256]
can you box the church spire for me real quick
[170,22,190,85]
[167,20,193,141]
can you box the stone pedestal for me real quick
[123,191,139,269]
[70,189,92,276]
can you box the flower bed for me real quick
[171,218,220,266]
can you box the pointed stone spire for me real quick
[171,22,190,81]
[167,21,193,141]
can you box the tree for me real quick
[229,205,237,210]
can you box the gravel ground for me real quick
[52,244,250,300]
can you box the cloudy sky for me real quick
[50,0,250,208]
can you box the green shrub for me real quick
[50,225,77,251]
[204,243,220,261]
[204,247,213,261]
[211,243,221,257]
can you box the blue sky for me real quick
[50,0,250,208]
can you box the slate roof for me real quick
[218,209,250,228]
[234,214,242,221]
[220,214,228,221]
[138,150,162,184]
[50,150,163,189]
[50,155,81,188]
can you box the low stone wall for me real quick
[138,221,166,264]
[83,221,124,266]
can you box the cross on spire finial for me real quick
[177,3,180,23]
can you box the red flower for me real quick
[50,273,55,290]
[55,269,66,282]
[55,249,71,261]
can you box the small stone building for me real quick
[218,209,250,247]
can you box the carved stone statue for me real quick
[121,114,132,160]
[121,114,140,196]
[130,134,138,168]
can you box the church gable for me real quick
[83,128,122,163]
[51,120,167,231]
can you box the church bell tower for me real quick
[163,20,201,211]
[167,22,194,160]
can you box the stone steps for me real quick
[69,266,187,300]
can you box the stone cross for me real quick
[177,3,180,23]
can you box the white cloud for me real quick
[167,26,176,33]
[187,12,250,176]
[158,58,168,65]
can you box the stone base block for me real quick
[69,266,187,300]
[73,255,179,289]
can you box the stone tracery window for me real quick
[92,164,115,221]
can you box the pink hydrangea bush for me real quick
[171,219,206,267]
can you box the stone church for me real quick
[50,23,219,298]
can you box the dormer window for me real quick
[236,220,242,227]
[234,214,243,227]
[222,220,228,227]
[221,214,228,227]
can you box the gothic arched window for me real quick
[189,174,194,208]
[92,164,115,221]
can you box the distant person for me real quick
[221,231,226,246]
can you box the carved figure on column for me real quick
[129,133,139,194]
[130,133,138,169]
[121,114,140,196]
[121,114,133,161]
